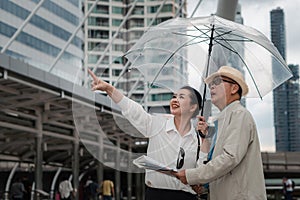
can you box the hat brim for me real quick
[204,71,249,96]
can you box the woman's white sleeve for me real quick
[117,96,164,137]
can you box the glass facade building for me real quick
[271,7,300,151]
[0,0,84,82]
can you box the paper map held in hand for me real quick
[133,155,178,172]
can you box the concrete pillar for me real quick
[97,134,104,184]
[96,162,103,185]
[135,173,143,200]
[127,146,132,200]
[115,138,121,200]
[73,130,80,200]
[216,0,238,21]
[35,110,43,200]
[141,175,145,200]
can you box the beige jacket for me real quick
[186,101,267,200]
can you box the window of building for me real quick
[150,93,173,101]
[112,6,123,14]
[88,17,109,26]
[88,4,109,14]
[112,44,124,52]
[95,68,109,77]
[133,6,144,15]
[88,30,109,39]
[112,19,123,27]
[88,55,109,64]
[147,17,172,26]
[129,31,143,40]
[161,5,173,12]
[88,42,107,51]
[112,57,123,64]
[147,4,172,13]
[129,19,144,28]
[112,69,122,76]
[147,5,158,13]
[112,31,124,39]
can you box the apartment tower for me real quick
[271,7,300,151]
[84,0,187,112]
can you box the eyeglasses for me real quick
[208,77,237,88]
[176,147,185,169]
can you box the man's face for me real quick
[208,76,236,110]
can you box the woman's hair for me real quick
[180,86,202,118]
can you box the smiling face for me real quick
[170,88,198,118]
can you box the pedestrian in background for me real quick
[88,179,100,200]
[21,176,30,200]
[282,176,293,200]
[83,176,93,200]
[11,177,26,200]
[59,176,75,200]
[100,177,114,200]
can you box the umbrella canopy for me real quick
[124,15,292,102]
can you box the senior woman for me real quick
[88,69,208,200]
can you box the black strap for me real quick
[196,131,200,161]
[197,126,215,162]
[198,130,206,138]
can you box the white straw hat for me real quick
[204,66,249,96]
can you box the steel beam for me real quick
[4,163,18,200]
[73,139,79,200]
[34,110,43,200]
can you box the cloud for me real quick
[187,0,217,17]
[258,126,276,152]
[248,99,273,130]
[239,0,282,7]
[247,93,275,152]
[282,1,300,64]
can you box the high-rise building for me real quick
[274,64,300,151]
[286,64,300,150]
[270,7,286,60]
[0,0,84,82]
[84,0,187,112]
[270,7,300,151]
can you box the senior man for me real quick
[174,66,267,200]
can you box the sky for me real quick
[187,0,300,152]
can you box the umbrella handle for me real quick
[198,130,206,138]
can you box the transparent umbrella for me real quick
[124,15,293,113]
